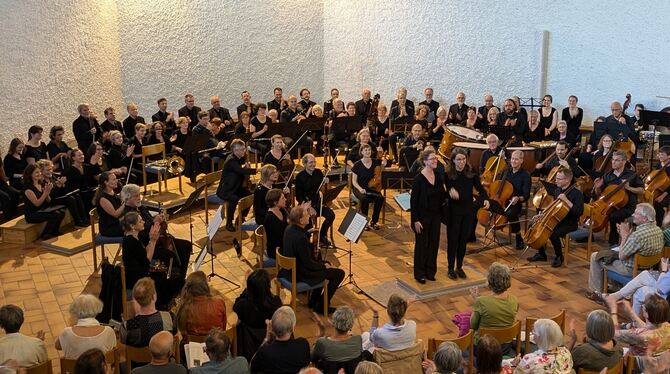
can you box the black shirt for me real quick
[263,208,288,260]
[267,99,287,115]
[253,184,271,225]
[106,144,130,170]
[448,103,468,124]
[46,141,72,170]
[236,103,256,117]
[372,117,389,141]
[249,337,311,374]
[525,124,545,143]
[122,235,151,293]
[122,115,146,139]
[494,112,520,142]
[502,168,531,201]
[233,289,282,329]
[352,159,379,190]
[347,142,378,165]
[299,99,316,112]
[410,172,445,223]
[295,169,325,205]
[72,115,101,152]
[280,108,301,123]
[171,130,190,151]
[561,107,583,137]
[551,185,584,225]
[478,105,500,121]
[445,169,488,213]
[208,107,233,123]
[97,192,122,236]
[100,119,124,134]
[263,151,289,168]
[151,111,176,132]
[355,99,373,124]
[63,165,89,193]
[550,132,579,148]
[3,155,26,189]
[543,155,580,177]
[539,107,557,131]
[602,168,643,210]
[250,116,271,133]
[178,105,202,130]
[390,100,415,121]
[25,143,47,162]
[24,184,49,216]
[419,100,440,117]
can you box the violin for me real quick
[476,167,513,228]
[524,183,578,249]
[481,138,515,187]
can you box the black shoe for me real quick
[225,223,235,232]
[552,256,564,268]
[426,275,436,281]
[457,269,467,279]
[370,223,381,230]
[447,270,457,280]
[232,238,242,257]
[416,277,426,284]
[319,237,332,248]
[527,253,548,262]
[364,225,371,231]
[515,234,524,250]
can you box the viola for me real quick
[476,167,513,228]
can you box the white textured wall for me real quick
[322,0,670,121]
[116,0,324,119]
[0,0,123,149]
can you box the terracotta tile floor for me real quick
[0,195,609,372]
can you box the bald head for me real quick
[299,368,324,374]
[149,331,173,360]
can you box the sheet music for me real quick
[394,192,411,211]
[184,342,209,369]
[207,206,224,240]
[344,212,368,242]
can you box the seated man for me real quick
[191,327,248,374]
[216,139,256,232]
[249,306,310,374]
[605,259,670,317]
[587,203,664,300]
[120,277,177,348]
[398,124,425,170]
[0,304,47,367]
[131,331,185,374]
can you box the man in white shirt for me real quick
[0,304,47,367]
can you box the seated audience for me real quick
[311,306,363,370]
[22,163,66,240]
[120,211,158,297]
[74,348,110,374]
[55,294,116,359]
[475,334,507,374]
[4,138,27,190]
[503,319,573,373]
[94,171,125,237]
[249,306,310,374]
[131,331,185,374]
[568,310,623,372]
[120,277,176,348]
[470,262,518,346]
[364,294,416,352]
[605,256,670,316]
[233,269,283,361]
[421,341,462,374]
[610,294,670,357]
[175,271,226,341]
[263,189,289,260]
[0,304,47,367]
[190,327,249,374]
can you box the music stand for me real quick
[193,205,240,289]
[640,110,670,164]
[224,133,252,150]
[337,208,370,294]
[183,134,212,180]
[174,183,207,252]
[266,122,298,140]
[298,117,328,132]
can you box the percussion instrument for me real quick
[527,141,557,149]
[453,142,488,169]
[508,146,536,173]
[439,126,484,156]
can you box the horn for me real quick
[166,156,185,175]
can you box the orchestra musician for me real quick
[477,95,500,123]
[428,106,448,142]
[267,87,288,115]
[447,92,468,125]
[461,106,479,130]
[267,109,279,124]
[414,105,430,129]
[419,87,440,123]
[72,103,101,153]
[535,141,580,177]
[502,150,531,250]
[251,104,273,142]
[539,94,559,136]
[485,107,500,134]
[264,188,289,260]
[527,168,584,267]
[236,91,256,118]
[106,130,133,180]
[216,139,257,232]
[479,134,501,174]
[170,117,190,155]
[351,144,386,230]
[63,148,97,214]
[511,96,529,127]
[295,153,335,248]
[549,120,579,148]
[605,101,638,145]
[46,126,72,172]
[281,96,312,155]
[389,88,415,164]
[652,146,670,226]
[128,123,147,176]
[299,88,316,113]
[495,99,523,143]
[254,164,289,227]
[37,159,88,228]
[152,98,176,134]
[326,99,350,167]
[122,102,145,139]
[398,124,425,170]
[22,164,66,240]
[593,150,644,245]
[346,128,381,167]
[281,205,345,315]
[561,95,583,138]
[100,107,124,150]
[524,110,544,144]
[371,103,390,150]
[0,152,20,220]
[146,122,171,155]
[235,111,268,162]
[208,95,233,127]
[263,135,293,168]
[25,126,47,165]
[323,88,339,116]
[84,143,104,191]
[355,88,373,125]
[94,171,125,237]
[410,149,446,284]
[409,145,446,175]
[178,94,201,130]
[445,148,490,280]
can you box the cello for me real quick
[524,183,578,249]
[476,167,513,228]
[481,138,515,187]
[532,147,579,210]
[644,164,670,203]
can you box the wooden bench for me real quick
[1,212,72,245]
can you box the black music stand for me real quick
[224,133,253,150]
[640,110,670,164]
[174,183,207,253]
[381,170,416,226]
[299,117,328,132]
[267,122,298,140]
[337,208,370,295]
[183,134,212,180]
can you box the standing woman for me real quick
[539,94,559,136]
[351,144,385,230]
[22,164,66,240]
[410,149,445,284]
[3,138,27,191]
[85,143,104,187]
[371,103,390,150]
[562,95,583,138]
[129,123,147,178]
[46,125,72,172]
[25,125,48,165]
[445,148,490,280]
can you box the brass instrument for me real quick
[148,155,185,176]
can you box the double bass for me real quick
[524,183,578,249]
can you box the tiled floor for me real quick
[0,194,609,372]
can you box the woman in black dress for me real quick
[263,135,291,168]
[170,117,191,154]
[445,148,490,280]
[254,164,279,226]
[539,94,558,136]
[351,144,385,230]
[38,159,87,227]
[94,171,125,237]
[263,188,289,260]
[146,121,171,155]
[562,95,583,138]
[85,143,104,187]
[106,130,134,181]
[46,125,72,172]
[25,125,47,165]
[410,149,445,284]
[64,148,97,214]
[346,128,381,168]
[120,210,158,295]
[524,110,545,144]
[4,138,27,190]
[549,120,579,148]
[129,123,147,178]
[22,164,65,240]
[429,106,448,143]
[0,154,20,220]
[371,103,390,149]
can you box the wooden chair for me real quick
[235,194,256,245]
[252,225,276,269]
[663,246,670,258]
[25,360,53,374]
[60,348,120,374]
[603,251,663,293]
[199,170,224,225]
[274,252,329,318]
[577,357,624,374]
[373,340,424,374]
[427,329,474,374]
[347,173,360,207]
[119,263,130,320]
[122,335,180,374]
[479,320,522,356]
[524,309,566,353]
[141,143,168,194]
[90,208,123,272]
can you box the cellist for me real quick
[535,141,580,177]
[351,144,386,230]
[479,134,501,174]
[501,150,531,249]
[651,146,670,226]
[593,150,644,245]
[527,168,583,267]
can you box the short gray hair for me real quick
[271,306,296,338]
[354,361,383,374]
[331,306,355,333]
[205,327,230,361]
[637,203,656,223]
[69,294,104,319]
[120,183,140,203]
[487,262,511,294]
[533,319,563,351]
[434,341,462,373]
[585,309,614,343]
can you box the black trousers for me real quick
[0,182,20,219]
[505,203,523,234]
[413,215,441,279]
[353,189,384,224]
[316,206,335,240]
[539,222,578,257]
[224,189,251,226]
[308,268,345,309]
[654,194,670,227]
[447,213,474,271]
[26,209,65,237]
[609,207,634,245]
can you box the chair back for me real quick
[236,195,255,222]
[479,320,522,355]
[25,360,53,374]
[663,246,670,259]
[90,208,100,270]
[427,329,474,374]
[633,251,663,275]
[577,357,624,374]
[524,310,566,353]
[373,340,424,374]
[200,170,223,225]
[60,348,120,374]
[119,263,129,320]
[141,143,166,160]
[253,225,267,267]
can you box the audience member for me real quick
[131,331,185,374]
[475,334,506,374]
[74,348,110,374]
[611,294,670,357]
[503,319,573,373]
[175,271,226,341]
[120,277,176,348]
[354,361,383,374]
[605,257,670,316]
[0,304,47,367]
[55,294,116,359]
[190,327,248,374]
[470,262,518,347]
[364,294,416,352]
[568,310,623,372]
[311,306,363,370]
[422,341,462,374]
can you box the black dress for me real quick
[3,154,27,190]
[352,159,384,224]
[24,184,65,238]
[122,235,150,292]
[46,141,72,171]
[233,289,283,361]
[263,208,288,259]
[562,107,583,138]
[253,184,271,225]
[64,165,95,213]
[25,142,47,162]
[97,192,123,237]
[539,107,557,133]
[411,172,445,280]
